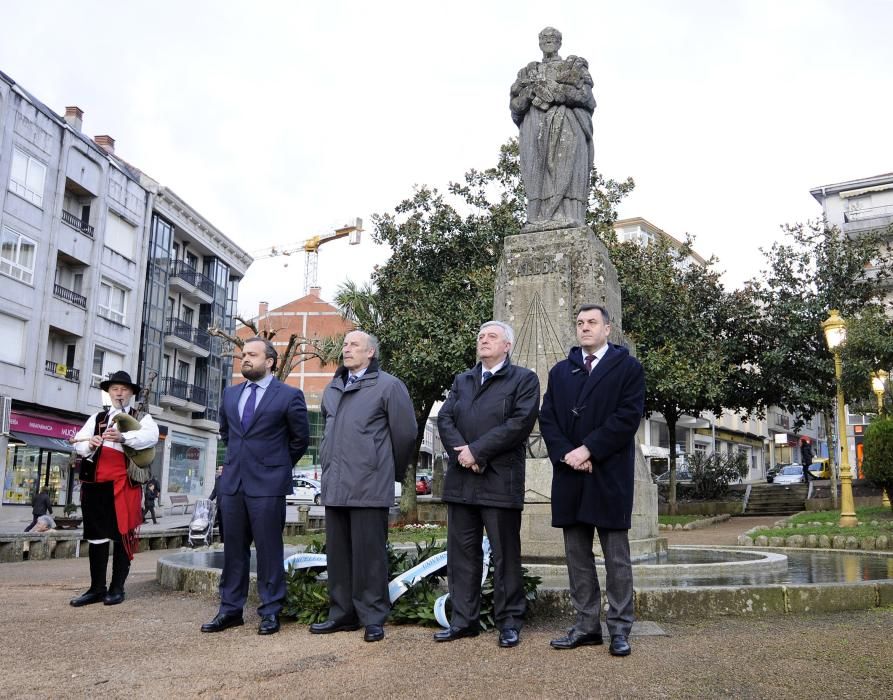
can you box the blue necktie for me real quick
[241,383,258,431]
[482,370,493,385]
[346,375,359,386]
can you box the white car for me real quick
[773,464,805,485]
[286,477,322,505]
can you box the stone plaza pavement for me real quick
[1,513,892,698]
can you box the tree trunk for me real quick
[823,409,839,510]
[398,402,433,523]
[666,413,679,516]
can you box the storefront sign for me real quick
[9,412,80,440]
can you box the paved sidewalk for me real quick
[0,548,890,699]
[661,515,782,546]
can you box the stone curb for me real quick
[658,513,731,531]
[738,518,893,549]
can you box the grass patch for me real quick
[756,506,893,540]
[789,506,892,526]
[658,514,706,526]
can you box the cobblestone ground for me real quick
[1,540,891,699]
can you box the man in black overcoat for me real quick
[436,321,540,648]
[539,304,645,656]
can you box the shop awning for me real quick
[640,444,670,458]
[9,432,75,453]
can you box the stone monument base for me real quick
[520,451,666,562]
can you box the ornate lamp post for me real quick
[870,369,890,508]
[822,309,858,528]
[871,369,888,415]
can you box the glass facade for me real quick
[167,432,208,497]
[139,214,173,403]
[3,443,75,505]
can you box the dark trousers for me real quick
[446,503,525,631]
[24,516,40,532]
[563,524,634,637]
[218,490,286,617]
[324,506,390,626]
[142,503,157,524]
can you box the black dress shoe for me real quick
[201,612,245,633]
[309,619,361,634]
[550,629,604,650]
[610,635,631,656]
[433,626,480,642]
[498,627,520,648]
[70,589,107,607]
[258,614,280,635]
[364,624,385,642]
[103,589,125,606]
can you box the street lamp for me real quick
[870,369,890,508]
[822,309,858,528]
[871,369,888,415]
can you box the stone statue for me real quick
[510,27,596,232]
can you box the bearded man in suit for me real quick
[201,337,309,636]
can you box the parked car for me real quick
[773,464,805,486]
[416,476,431,495]
[807,458,831,480]
[286,477,322,505]
[653,468,692,484]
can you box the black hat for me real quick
[100,370,141,394]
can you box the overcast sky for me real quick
[2,0,891,317]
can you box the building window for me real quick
[9,147,47,207]
[0,226,37,284]
[98,280,127,325]
[91,346,125,387]
[168,432,208,497]
[0,313,26,365]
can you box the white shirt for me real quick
[73,403,160,457]
[481,358,506,382]
[581,344,609,372]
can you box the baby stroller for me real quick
[187,498,217,548]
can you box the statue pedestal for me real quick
[493,225,663,561]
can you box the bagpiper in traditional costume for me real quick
[70,371,159,606]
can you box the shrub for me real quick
[283,537,541,628]
[688,450,748,500]
[862,416,893,510]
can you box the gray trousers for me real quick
[563,524,634,637]
[324,506,390,626]
[447,503,525,631]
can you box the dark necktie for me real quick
[241,383,258,431]
[584,354,596,373]
[482,370,493,385]
[346,375,359,386]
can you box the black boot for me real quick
[104,544,130,605]
[70,541,109,607]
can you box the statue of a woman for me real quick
[510,27,596,231]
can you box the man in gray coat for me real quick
[436,321,540,648]
[310,331,417,643]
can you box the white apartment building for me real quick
[0,69,251,508]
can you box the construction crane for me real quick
[252,218,363,294]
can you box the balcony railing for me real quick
[61,210,95,237]
[170,260,215,297]
[53,283,87,309]
[189,384,207,406]
[44,359,80,383]
[162,377,190,400]
[844,204,893,223]
[166,318,212,351]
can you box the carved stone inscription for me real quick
[515,256,563,277]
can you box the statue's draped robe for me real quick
[511,57,595,227]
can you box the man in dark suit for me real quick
[436,321,539,648]
[24,487,53,532]
[539,305,645,657]
[201,337,309,635]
